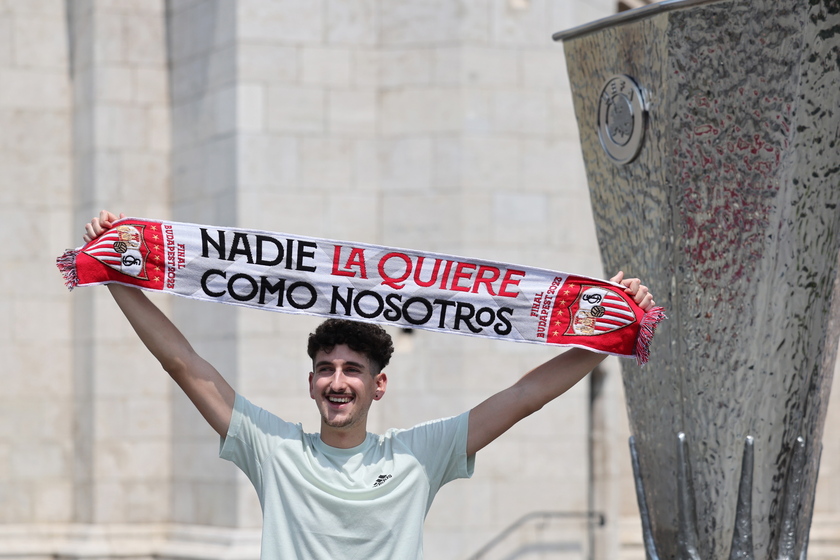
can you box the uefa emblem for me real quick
[597,75,647,165]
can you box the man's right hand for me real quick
[83,210,125,243]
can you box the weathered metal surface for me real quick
[558,0,840,558]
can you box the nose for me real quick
[328,368,349,391]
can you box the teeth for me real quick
[328,396,352,403]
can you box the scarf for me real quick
[57,217,664,364]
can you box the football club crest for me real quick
[565,285,636,336]
[82,224,150,280]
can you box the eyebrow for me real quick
[314,360,367,370]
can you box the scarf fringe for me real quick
[635,306,667,366]
[56,248,80,291]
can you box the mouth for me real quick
[326,393,354,405]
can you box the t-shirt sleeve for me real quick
[219,393,301,495]
[396,411,475,496]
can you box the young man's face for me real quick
[309,344,387,441]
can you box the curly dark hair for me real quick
[307,319,394,373]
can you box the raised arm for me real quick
[85,211,235,436]
[466,272,654,456]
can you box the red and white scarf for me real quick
[57,217,664,364]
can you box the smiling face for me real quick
[308,344,387,448]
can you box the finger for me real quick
[624,278,641,293]
[99,209,120,228]
[90,217,104,236]
[83,222,97,243]
[610,271,624,284]
[633,285,649,304]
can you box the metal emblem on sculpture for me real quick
[557,0,840,558]
[597,75,646,165]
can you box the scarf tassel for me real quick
[56,249,80,291]
[635,306,667,366]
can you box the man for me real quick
[83,210,655,559]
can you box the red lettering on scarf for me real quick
[377,252,525,298]
[332,246,368,278]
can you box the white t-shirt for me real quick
[220,393,474,559]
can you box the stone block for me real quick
[12,15,68,68]
[326,0,376,45]
[33,480,73,522]
[300,47,352,87]
[521,138,582,192]
[568,0,614,28]
[94,66,134,103]
[432,47,461,85]
[122,13,167,65]
[237,43,298,84]
[11,442,67,479]
[381,193,461,250]
[238,0,323,44]
[168,0,234,62]
[379,48,433,86]
[0,207,48,258]
[458,193,494,246]
[549,89,584,141]
[352,138,379,191]
[147,106,172,152]
[98,0,166,14]
[379,136,433,191]
[171,480,239,526]
[432,135,462,188]
[462,89,493,133]
[92,481,128,523]
[0,442,9,479]
[13,297,70,344]
[0,481,33,522]
[351,49,379,87]
[491,0,552,46]
[299,137,354,190]
[380,88,461,135]
[170,45,236,103]
[461,46,518,87]
[126,397,171,438]
[323,193,379,242]
[126,481,170,523]
[93,105,149,150]
[202,135,237,196]
[492,192,549,245]
[120,153,170,200]
[0,69,69,109]
[461,136,520,190]
[238,133,297,190]
[266,85,325,133]
[328,89,376,135]
[0,17,11,66]
[93,12,126,64]
[133,67,169,105]
[521,48,570,90]
[493,89,550,135]
[379,0,462,46]
[546,175,593,243]
[460,0,492,43]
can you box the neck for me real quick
[319,423,368,449]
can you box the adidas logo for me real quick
[373,474,392,488]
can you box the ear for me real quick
[373,372,388,400]
[308,371,315,399]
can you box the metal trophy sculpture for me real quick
[554,0,840,558]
